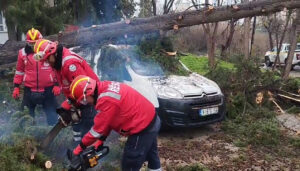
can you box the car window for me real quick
[285,45,290,51]
[130,60,164,76]
[296,44,300,51]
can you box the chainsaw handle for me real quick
[96,146,109,159]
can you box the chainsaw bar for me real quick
[40,121,64,149]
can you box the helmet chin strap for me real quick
[82,78,90,103]
[93,84,98,106]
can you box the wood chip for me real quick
[166,51,177,56]
[125,19,130,24]
[232,5,239,10]
[30,154,35,160]
[45,161,52,169]
[173,25,179,30]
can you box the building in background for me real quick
[0,11,8,44]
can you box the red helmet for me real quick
[33,39,57,61]
[26,28,43,43]
[70,75,97,104]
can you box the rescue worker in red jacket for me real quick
[69,75,161,171]
[33,39,99,145]
[12,28,60,125]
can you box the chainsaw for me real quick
[40,107,81,149]
[68,146,109,171]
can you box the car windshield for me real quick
[130,60,165,76]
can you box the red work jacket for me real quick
[55,48,100,98]
[13,48,56,92]
[81,81,155,147]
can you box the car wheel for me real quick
[284,59,295,71]
[265,56,272,67]
[291,64,296,71]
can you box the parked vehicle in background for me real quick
[264,43,300,69]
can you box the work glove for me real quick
[73,145,84,156]
[93,140,103,152]
[52,86,61,96]
[12,87,20,99]
[61,100,72,110]
[67,149,82,171]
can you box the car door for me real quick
[280,45,289,63]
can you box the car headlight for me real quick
[156,86,184,99]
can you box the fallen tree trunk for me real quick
[1,0,300,65]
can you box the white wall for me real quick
[0,33,8,44]
[0,11,8,44]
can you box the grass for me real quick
[165,163,210,171]
[180,54,235,75]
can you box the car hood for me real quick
[150,73,221,98]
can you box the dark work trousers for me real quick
[72,104,96,147]
[22,86,58,125]
[122,114,161,171]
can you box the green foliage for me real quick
[4,0,73,35]
[283,78,300,92]
[289,137,300,149]
[139,0,153,17]
[180,54,235,75]
[286,105,300,114]
[138,37,189,75]
[0,139,62,171]
[89,0,136,25]
[222,107,280,147]
[174,164,210,171]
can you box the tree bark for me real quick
[282,9,300,80]
[243,0,250,59]
[152,0,157,16]
[220,20,236,58]
[250,16,256,57]
[244,17,251,59]
[272,11,291,70]
[267,28,274,50]
[1,0,300,65]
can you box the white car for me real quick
[265,43,300,69]
[92,45,225,128]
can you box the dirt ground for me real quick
[158,121,300,171]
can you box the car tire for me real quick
[265,56,273,67]
[291,64,296,71]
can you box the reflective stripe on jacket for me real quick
[81,81,155,147]
[13,48,56,92]
[55,48,100,98]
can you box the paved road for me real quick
[262,64,300,78]
[289,66,300,78]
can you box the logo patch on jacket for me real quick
[43,62,50,67]
[69,64,77,72]
[63,79,69,85]
[108,82,120,93]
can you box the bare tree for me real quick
[220,19,237,58]
[163,0,176,14]
[272,11,292,70]
[192,0,223,68]
[282,9,300,80]
[262,15,275,50]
